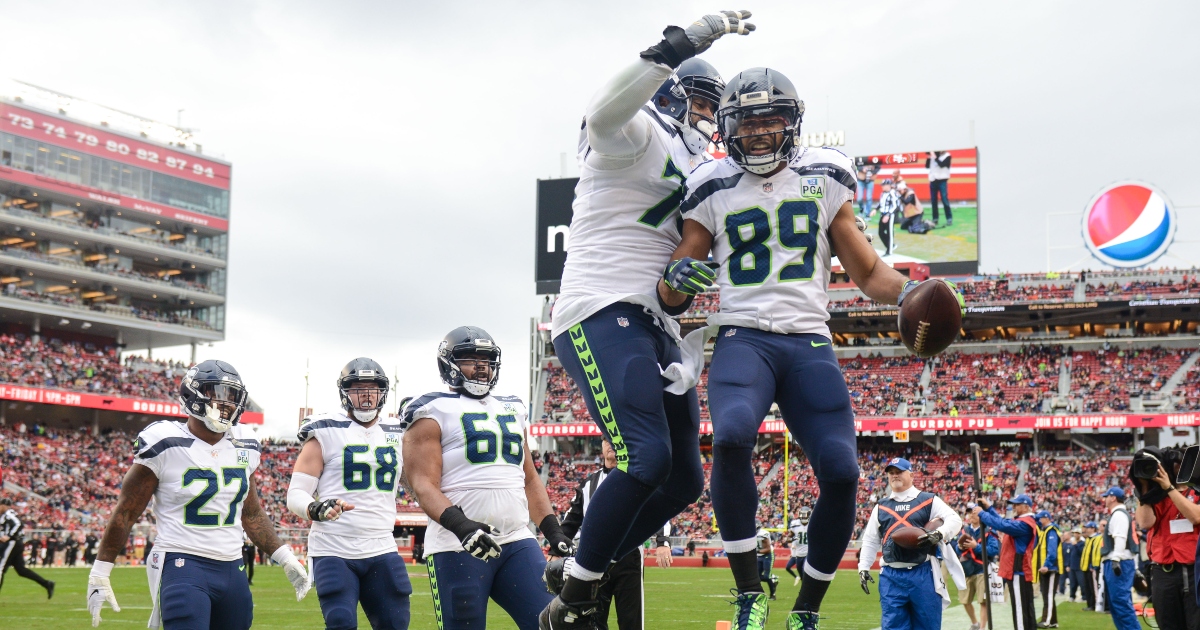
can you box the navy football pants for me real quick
[159,553,253,630]
[708,327,859,579]
[313,552,412,629]
[553,303,704,573]
[426,538,552,630]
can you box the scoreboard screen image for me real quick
[852,147,980,275]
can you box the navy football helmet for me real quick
[338,358,390,424]
[717,67,804,175]
[653,58,725,155]
[437,326,501,398]
[178,360,249,433]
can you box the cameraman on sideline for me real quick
[1134,448,1200,630]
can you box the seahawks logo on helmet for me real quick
[177,360,248,434]
[717,67,805,175]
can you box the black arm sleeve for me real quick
[560,480,587,540]
[937,154,952,168]
[639,26,696,69]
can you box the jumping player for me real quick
[785,507,810,586]
[87,360,309,629]
[541,10,755,628]
[661,67,956,629]
[756,524,779,600]
[403,327,574,630]
[289,358,412,629]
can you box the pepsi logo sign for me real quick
[1082,181,1176,268]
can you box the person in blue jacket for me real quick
[959,511,1000,630]
[973,495,1040,630]
[1033,510,1063,628]
[1060,529,1085,603]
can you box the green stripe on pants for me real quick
[426,555,444,630]
[568,323,629,473]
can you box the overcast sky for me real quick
[0,0,1196,437]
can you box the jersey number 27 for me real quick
[183,467,248,527]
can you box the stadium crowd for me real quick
[1071,346,1192,412]
[0,335,183,401]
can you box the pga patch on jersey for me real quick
[237,449,250,465]
[386,432,400,445]
[800,176,825,199]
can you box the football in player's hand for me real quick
[890,526,927,549]
[898,279,963,357]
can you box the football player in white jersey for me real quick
[543,11,755,628]
[661,68,959,630]
[86,360,308,629]
[289,358,412,629]
[402,327,575,630]
[785,507,811,586]
[755,525,779,600]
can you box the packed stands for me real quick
[1071,347,1192,412]
[1085,276,1200,300]
[925,347,1061,415]
[1179,363,1200,410]
[0,334,183,402]
[841,355,925,416]
[1024,454,1132,529]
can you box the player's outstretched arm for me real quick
[586,10,754,163]
[521,443,575,556]
[89,463,157,626]
[829,201,908,304]
[658,218,716,312]
[243,477,310,601]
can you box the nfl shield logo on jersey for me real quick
[175,558,186,568]
[151,552,160,569]
[617,317,629,327]
[763,182,773,193]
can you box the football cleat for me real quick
[543,556,574,595]
[786,610,821,630]
[538,596,600,629]
[730,590,769,630]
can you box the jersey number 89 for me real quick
[343,445,399,492]
[725,200,820,286]
[460,413,523,466]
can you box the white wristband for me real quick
[91,560,115,578]
[272,545,297,565]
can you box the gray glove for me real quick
[641,10,755,68]
[686,10,756,55]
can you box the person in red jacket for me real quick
[1135,459,1200,630]
[974,494,1040,630]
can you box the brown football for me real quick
[890,526,927,549]
[890,519,944,550]
[898,280,963,357]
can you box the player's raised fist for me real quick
[687,10,755,54]
[307,498,352,522]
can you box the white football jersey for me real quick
[789,520,810,557]
[552,107,710,339]
[297,412,404,559]
[680,147,858,338]
[132,421,261,561]
[403,391,534,555]
[756,527,774,556]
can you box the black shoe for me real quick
[46,581,55,599]
[539,596,600,629]
[544,557,569,595]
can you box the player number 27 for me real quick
[343,446,399,492]
[725,200,820,286]
[460,413,523,465]
[183,467,249,527]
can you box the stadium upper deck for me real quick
[0,81,231,353]
[529,267,1200,437]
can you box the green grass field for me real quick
[0,564,1132,629]
[864,205,978,264]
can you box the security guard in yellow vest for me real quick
[1078,521,1104,612]
[1033,511,1064,628]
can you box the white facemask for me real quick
[200,404,234,433]
[352,409,379,423]
[680,125,711,155]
